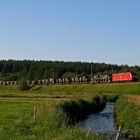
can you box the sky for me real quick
[0,0,140,66]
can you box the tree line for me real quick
[0,60,140,81]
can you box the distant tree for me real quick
[62,72,76,79]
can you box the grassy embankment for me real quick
[115,95,140,139]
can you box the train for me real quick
[93,72,137,83]
[0,72,137,86]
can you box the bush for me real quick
[18,77,30,91]
[60,95,106,124]
[105,95,118,102]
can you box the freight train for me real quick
[0,72,137,86]
[93,72,137,83]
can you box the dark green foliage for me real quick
[18,77,30,91]
[92,95,106,112]
[105,95,118,102]
[115,97,140,139]
[62,71,76,79]
[0,60,140,81]
[60,95,106,124]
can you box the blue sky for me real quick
[0,0,140,66]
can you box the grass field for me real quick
[0,98,106,140]
[0,83,140,139]
[0,82,140,98]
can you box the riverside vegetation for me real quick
[115,96,140,139]
[0,83,140,139]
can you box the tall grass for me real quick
[115,96,140,139]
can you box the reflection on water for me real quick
[80,102,115,137]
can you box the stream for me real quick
[80,102,116,139]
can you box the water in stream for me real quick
[80,102,116,138]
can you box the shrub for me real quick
[60,95,106,124]
[18,77,30,91]
[105,95,118,102]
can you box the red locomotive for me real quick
[112,72,137,82]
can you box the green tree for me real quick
[62,72,76,79]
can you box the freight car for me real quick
[92,74,111,83]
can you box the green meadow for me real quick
[0,82,140,98]
[0,83,140,139]
[0,98,106,140]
